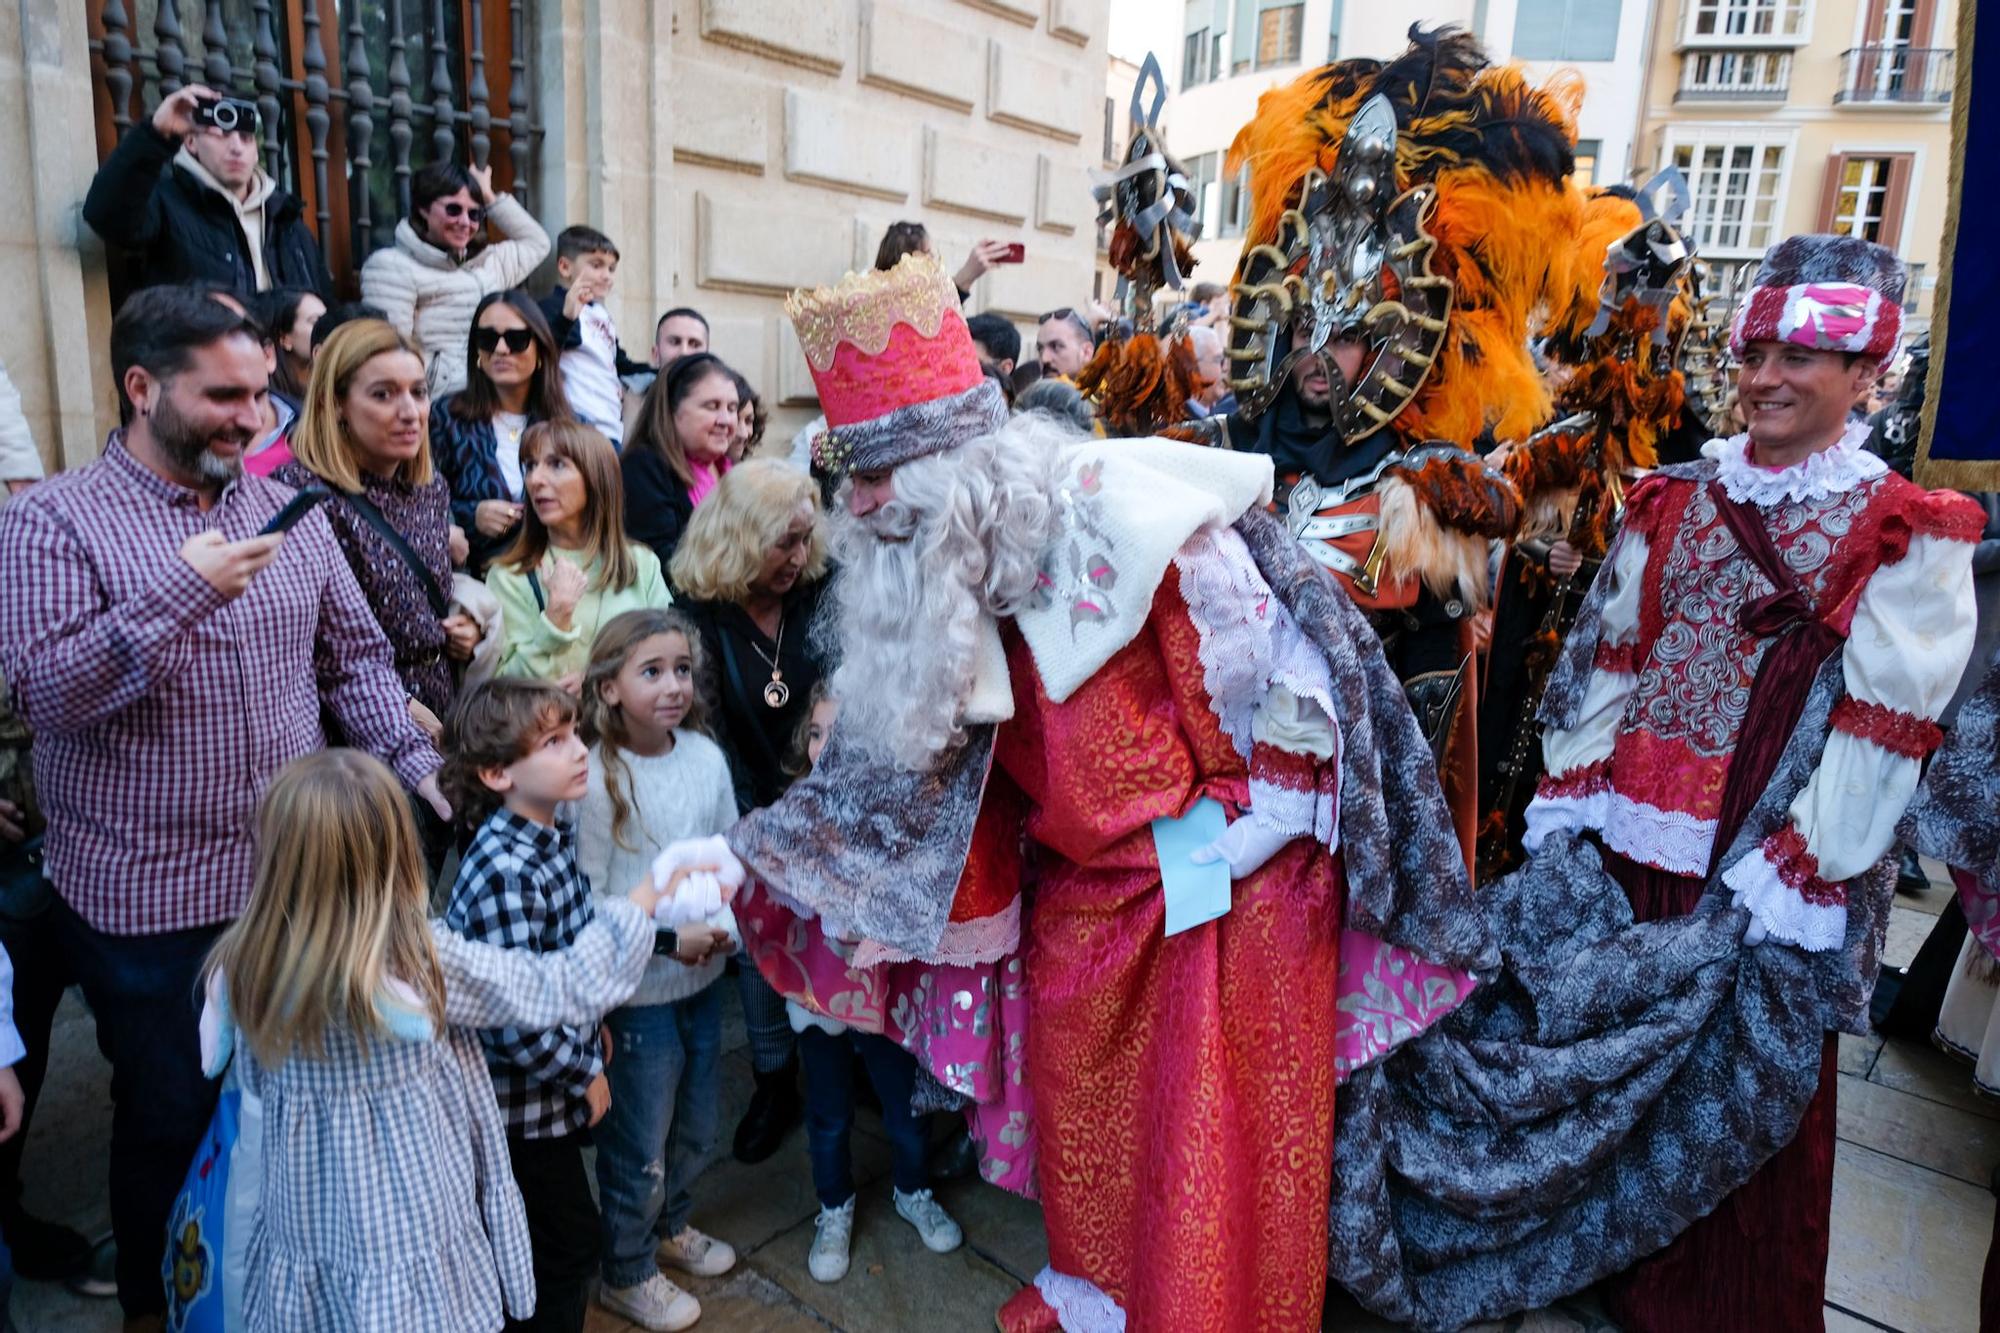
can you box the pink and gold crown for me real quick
[785,254,1006,476]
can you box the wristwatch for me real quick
[651,926,679,957]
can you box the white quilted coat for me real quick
[360,194,550,396]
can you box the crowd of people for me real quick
[0,25,1994,1333]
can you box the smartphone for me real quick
[996,242,1026,264]
[259,486,331,537]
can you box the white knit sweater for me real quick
[576,731,741,1007]
[359,194,549,396]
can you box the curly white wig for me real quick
[820,411,1072,770]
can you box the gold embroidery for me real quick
[785,254,961,372]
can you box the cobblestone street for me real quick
[10,863,1991,1332]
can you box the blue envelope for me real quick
[1151,796,1233,937]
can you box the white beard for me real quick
[817,414,1072,771]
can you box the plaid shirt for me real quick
[0,434,440,936]
[443,807,602,1138]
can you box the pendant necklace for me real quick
[749,612,789,709]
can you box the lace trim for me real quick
[1723,839,1849,952]
[1830,696,1944,760]
[849,898,1022,970]
[1763,824,1844,907]
[1247,774,1316,839]
[1700,419,1885,506]
[1538,756,1612,801]
[1593,640,1640,674]
[1526,781,1717,876]
[1032,1268,1128,1333]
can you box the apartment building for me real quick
[1633,0,1957,332]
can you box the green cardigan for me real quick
[487,543,671,683]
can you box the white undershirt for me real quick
[493,411,528,497]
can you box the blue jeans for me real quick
[594,984,723,1289]
[734,961,795,1075]
[50,897,221,1316]
[797,1027,927,1209]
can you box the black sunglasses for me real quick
[440,201,487,223]
[474,326,534,355]
[1040,307,1092,338]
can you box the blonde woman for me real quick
[486,420,671,691]
[193,749,661,1331]
[274,319,476,736]
[667,459,828,1163]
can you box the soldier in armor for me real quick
[1177,27,1583,861]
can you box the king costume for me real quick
[686,253,1493,1332]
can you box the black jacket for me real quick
[621,444,696,571]
[83,123,333,299]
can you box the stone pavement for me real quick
[10,866,1993,1332]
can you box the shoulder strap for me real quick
[339,490,451,618]
[527,569,545,611]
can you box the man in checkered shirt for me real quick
[0,286,444,1316]
[440,677,609,1333]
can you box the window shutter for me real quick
[1878,153,1915,251]
[1909,0,1937,46]
[1816,153,1848,232]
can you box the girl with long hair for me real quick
[274,318,469,735]
[574,610,742,1330]
[620,351,741,566]
[194,749,661,1331]
[431,289,574,574]
[486,420,671,691]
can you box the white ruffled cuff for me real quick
[1722,842,1848,953]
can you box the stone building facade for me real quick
[1,0,1110,470]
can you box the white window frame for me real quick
[1679,0,1812,47]
[1678,48,1793,98]
[1662,125,1798,259]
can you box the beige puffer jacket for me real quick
[359,194,550,396]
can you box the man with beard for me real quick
[650,253,1490,1331]
[0,285,444,1318]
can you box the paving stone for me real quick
[933,1174,1048,1283]
[1886,903,1941,970]
[646,1266,840,1331]
[1903,856,1958,917]
[1873,1035,2000,1121]
[1827,1139,1992,1333]
[1822,1307,1885,1332]
[752,1179,1026,1332]
[1837,1071,2000,1186]
[1840,1030,1885,1077]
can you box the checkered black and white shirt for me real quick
[443,807,602,1138]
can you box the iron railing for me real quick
[1835,45,1955,105]
[1676,49,1791,100]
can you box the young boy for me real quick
[539,226,650,447]
[440,678,608,1333]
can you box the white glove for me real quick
[650,836,746,927]
[1189,811,1298,881]
[1743,915,1769,948]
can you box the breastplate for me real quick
[1279,467,1418,610]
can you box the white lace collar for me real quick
[1700,419,1886,506]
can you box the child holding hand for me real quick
[440,678,622,1333]
[194,749,662,1332]
[577,610,742,1331]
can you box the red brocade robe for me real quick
[993,582,1346,1333]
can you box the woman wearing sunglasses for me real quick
[361,158,550,396]
[432,291,574,575]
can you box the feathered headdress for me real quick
[1223,25,1584,448]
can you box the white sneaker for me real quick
[597,1272,701,1332]
[657,1224,737,1278]
[808,1197,855,1283]
[892,1186,963,1254]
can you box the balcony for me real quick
[1677,0,1809,49]
[1676,49,1792,102]
[1836,46,1955,106]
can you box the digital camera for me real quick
[193,96,261,136]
